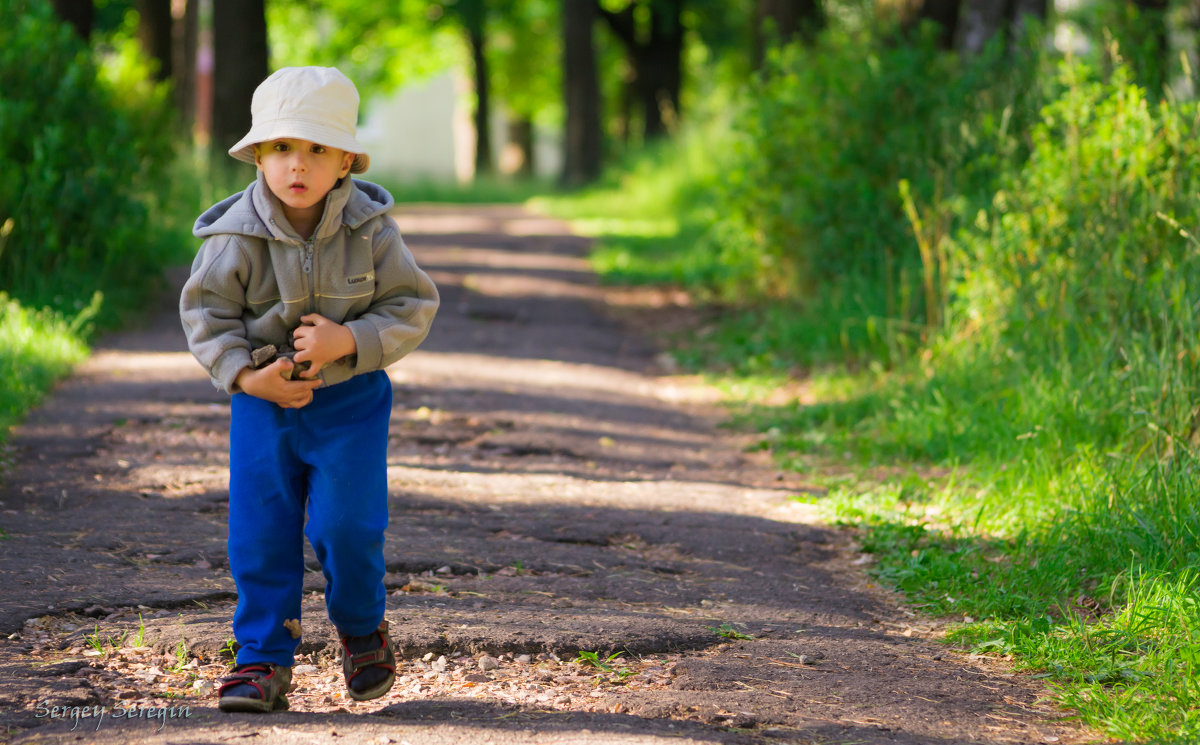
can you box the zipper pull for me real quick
[302,243,314,274]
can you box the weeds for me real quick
[131,614,145,647]
[168,638,190,673]
[83,624,126,659]
[574,650,636,680]
[710,623,754,641]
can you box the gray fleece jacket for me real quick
[180,171,439,394]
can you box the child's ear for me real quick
[340,152,355,177]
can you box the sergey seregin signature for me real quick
[34,699,193,731]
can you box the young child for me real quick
[180,66,439,712]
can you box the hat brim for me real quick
[228,121,370,174]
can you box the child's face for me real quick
[255,138,355,229]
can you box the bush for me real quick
[704,24,1046,365]
[0,0,176,324]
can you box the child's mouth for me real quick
[289,182,307,193]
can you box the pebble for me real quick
[422,652,435,662]
[431,655,448,672]
[515,654,533,664]
[477,655,499,671]
[293,665,319,675]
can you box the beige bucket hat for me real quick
[228,66,370,174]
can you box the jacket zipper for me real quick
[303,240,316,314]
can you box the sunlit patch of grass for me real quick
[382,176,556,205]
[0,293,93,442]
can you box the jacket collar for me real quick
[193,172,395,242]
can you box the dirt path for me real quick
[0,206,1092,744]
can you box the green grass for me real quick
[0,293,94,443]
[381,175,556,205]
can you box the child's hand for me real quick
[292,314,357,378]
[235,359,321,408]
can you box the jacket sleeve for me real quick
[343,218,439,375]
[179,236,255,393]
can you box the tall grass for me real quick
[0,294,93,437]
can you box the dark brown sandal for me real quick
[217,663,291,713]
[340,620,396,701]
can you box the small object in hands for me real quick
[249,344,312,380]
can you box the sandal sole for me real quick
[347,672,395,701]
[219,694,289,713]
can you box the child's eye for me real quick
[272,142,290,152]
[311,145,326,154]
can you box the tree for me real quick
[879,0,960,49]
[958,0,1047,55]
[52,0,93,39]
[1129,0,1169,94]
[563,0,602,184]
[440,0,496,176]
[172,0,199,131]
[754,0,824,68]
[596,0,685,141]
[136,0,173,81]
[211,0,268,161]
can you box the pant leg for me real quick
[228,393,308,667]
[299,370,392,637]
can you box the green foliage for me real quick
[574,650,635,679]
[710,622,754,640]
[268,0,464,101]
[0,0,177,324]
[704,25,1046,366]
[0,293,93,438]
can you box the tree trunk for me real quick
[597,0,685,141]
[1009,0,1047,40]
[1132,0,1170,94]
[468,25,493,177]
[137,0,173,81]
[562,0,603,185]
[754,0,824,68]
[642,0,682,138]
[958,0,1008,55]
[172,0,199,132]
[52,0,93,40]
[211,0,268,162]
[508,118,535,178]
[885,0,959,49]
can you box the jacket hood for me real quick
[193,172,395,242]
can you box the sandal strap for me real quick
[218,664,276,698]
[341,621,395,682]
[347,648,390,668]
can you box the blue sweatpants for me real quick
[227,370,391,668]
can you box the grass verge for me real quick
[0,293,94,443]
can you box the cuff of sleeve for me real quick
[212,348,253,394]
[346,318,383,374]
